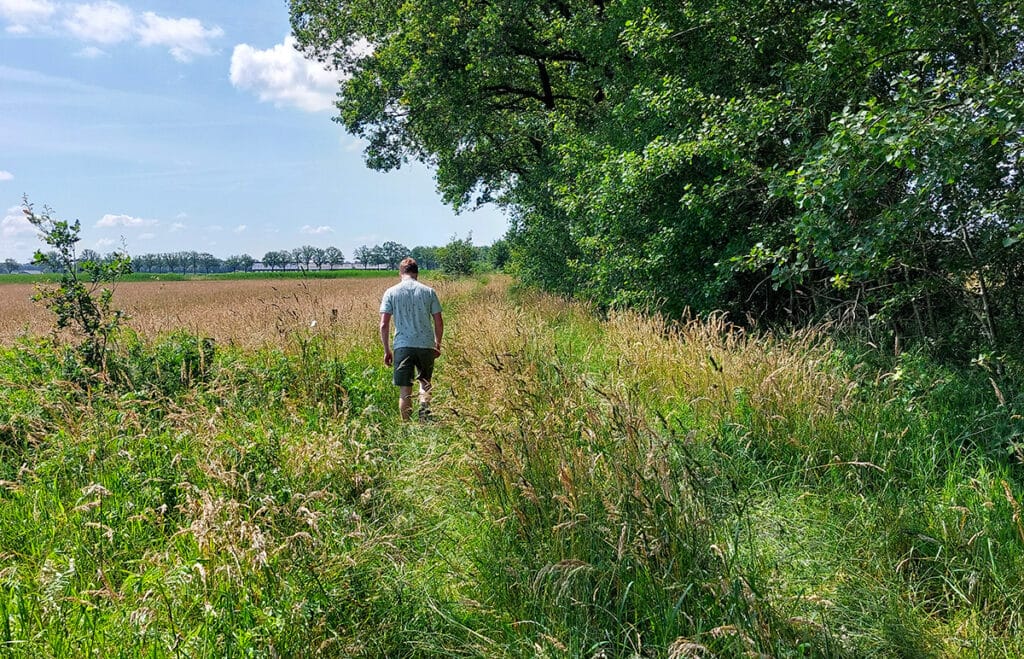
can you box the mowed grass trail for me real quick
[2,275,1023,656]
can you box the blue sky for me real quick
[0,0,509,263]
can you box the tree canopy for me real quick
[291,0,1024,355]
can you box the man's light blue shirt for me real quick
[380,278,442,349]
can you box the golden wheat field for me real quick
[0,276,470,348]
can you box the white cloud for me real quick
[170,222,186,232]
[2,205,36,239]
[138,232,155,240]
[74,45,105,58]
[230,36,337,113]
[0,170,13,181]
[233,224,247,234]
[63,1,132,44]
[0,206,33,259]
[301,224,334,235]
[95,237,115,248]
[96,213,155,228]
[0,0,55,31]
[2,2,221,62]
[136,11,222,63]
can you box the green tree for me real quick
[161,252,182,274]
[293,245,319,269]
[378,241,409,269]
[367,245,385,268]
[195,253,220,273]
[353,245,372,268]
[289,0,762,311]
[293,0,1024,353]
[262,250,288,271]
[24,199,132,369]
[225,254,256,272]
[323,246,345,268]
[488,238,510,270]
[436,234,476,276]
[133,253,155,272]
[291,0,603,207]
[78,249,101,269]
[410,245,438,270]
[759,2,1024,352]
[2,258,20,274]
[310,247,328,270]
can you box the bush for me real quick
[436,234,476,276]
[23,198,131,371]
[117,330,217,397]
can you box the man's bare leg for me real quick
[398,386,413,421]
[417,378,432,420]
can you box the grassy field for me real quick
[0,270,396,285]
[1,275,1023,656]
[0,273,407,347]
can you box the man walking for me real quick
[380,257,443,421]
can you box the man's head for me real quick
[399,257,419,277]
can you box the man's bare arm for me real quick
[433,312,443,354]
[380,312,393,365]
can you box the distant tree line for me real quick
[6,249,245,275]
[3,236,510,276]
[6,249,126,274]
[258,245,345,272]
[349,236,509,274]
[130,251,254,274]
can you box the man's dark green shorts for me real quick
[393,347,437,386]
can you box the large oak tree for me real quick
[292,0,1024,353]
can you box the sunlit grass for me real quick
[1,275,1022,656]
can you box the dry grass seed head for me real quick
[602,308,849,434]
[180,488,268,573]
[668,637,715,659]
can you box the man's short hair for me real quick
[399,257,418,275]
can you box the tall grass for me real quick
[1,276,1022,656]
[441,286,1024,655]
